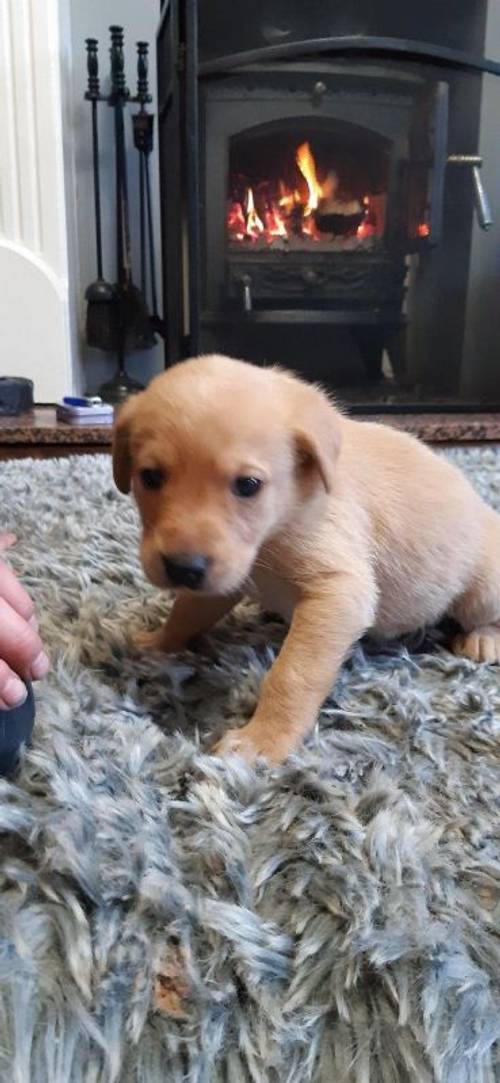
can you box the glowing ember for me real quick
[227,141,381,247]
[227,200,246,241]
[356,219,373,239]
[356,200,376,239]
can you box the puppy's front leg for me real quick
[214,576,375,765]
[135,592,242,654]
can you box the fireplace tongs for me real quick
[447,155,493,230]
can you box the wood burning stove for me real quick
[157,0,500,410]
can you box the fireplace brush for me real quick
[84,38,120,352]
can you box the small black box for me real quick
[0,377,34,416]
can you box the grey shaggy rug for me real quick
[0,449,500,1083]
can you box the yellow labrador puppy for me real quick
[113,354,500,764]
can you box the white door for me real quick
[0,0,76,402]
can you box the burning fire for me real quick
[227,141,430,247]
[227,140,376,246]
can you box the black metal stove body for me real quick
[157,1,500,410]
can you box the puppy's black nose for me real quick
[163,553,209,590]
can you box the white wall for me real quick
[0,0,77,401]
[67,0,163,395]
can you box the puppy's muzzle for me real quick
[162,553,210,590]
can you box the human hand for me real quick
[0,538,49,709]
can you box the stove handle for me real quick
[447,155,493,230]
[472,166,493,230]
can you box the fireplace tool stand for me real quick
[84,27,161,404]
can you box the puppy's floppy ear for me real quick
[112,396,138,494]
[292,384,341,494]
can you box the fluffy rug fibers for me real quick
[0,449,500,1083]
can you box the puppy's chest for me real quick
[247,567,297,622]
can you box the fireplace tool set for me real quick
[84,26,163,404]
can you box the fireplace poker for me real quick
[132,41,163,335]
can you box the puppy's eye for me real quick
[232,476,262,498]
[140,467,164,491]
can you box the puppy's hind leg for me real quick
[451,511,500,663]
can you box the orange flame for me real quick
[264,205,287,239]
[278,182,301,212]
[295,141,323,215]
[245,187,264,237]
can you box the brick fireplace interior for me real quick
[157,0,500,413]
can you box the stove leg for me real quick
[352,327,385,383]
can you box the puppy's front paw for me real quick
[212,721,295,766]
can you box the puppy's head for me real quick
[113,355,341,595]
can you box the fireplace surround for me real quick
[157,1,500,411]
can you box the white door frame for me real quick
[0,0,77,401]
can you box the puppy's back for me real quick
[337,418,488,635]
